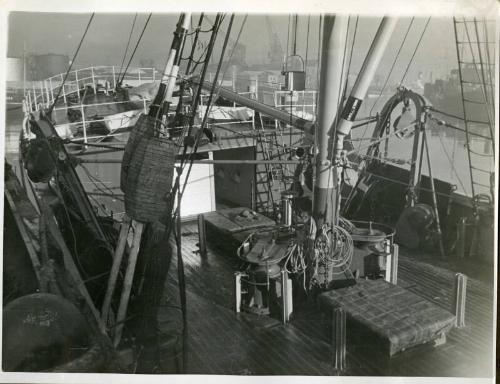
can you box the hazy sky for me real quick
[7,12,462,84]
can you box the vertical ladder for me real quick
[254,112,288,219]
[452,17,495,202]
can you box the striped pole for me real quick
[334,17,398,224]
[149,13,191,120]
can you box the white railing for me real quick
[25,66,157,113]
[23,66,158,143]
[273,90,317,122]
[199,90,257,128]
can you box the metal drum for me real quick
[348,220,395,279]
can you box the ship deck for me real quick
[153,220,494,377]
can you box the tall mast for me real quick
[312,15,350,227]
[313,16,398,227]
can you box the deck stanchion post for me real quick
[332,307,346,371]
[235,272,242,313]
[390,244,399,285]
[197,214,207,257]
[81,103,87,144]
[384,238,392,283]
[280,269,288,324]
[452,273,467,328]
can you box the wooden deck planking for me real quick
[154,221,494,376]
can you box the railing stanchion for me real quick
[40,81,45,106]
[49,78,54,104]
[112,66,116,90]
[81,103,87,145]
[32,82,37,108]
[75,70,81,102]
[91,67,96,94]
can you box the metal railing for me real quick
[25,66,157,112]
[273,90,317,121]
[24,66,158,143]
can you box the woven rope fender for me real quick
[123,119,176,223]
[120,113,150,192]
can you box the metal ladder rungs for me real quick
[470,166,491,174]
[462,97,488,105]
[472,181,491,188]
[458,60,495,67]
[460,79,493,87]
[457,41,496,45]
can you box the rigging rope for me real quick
[462,18,495,135]
[399,17,431,86]
[368,17,414,117]
[119,13,152,85]
[180,15,242,198]
[118,13,138,81]
[434,128,469,194]
[304,15,311,71]
[345,15,359,90]
[47,13,95,115]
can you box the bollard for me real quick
[452,273,467,328]
[197,214,207,257]
[332,307,346,371]
[390,244,399,285]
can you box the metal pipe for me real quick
[332,307,346,370]
[331,16,398,225]
[78,158,302,165]
[197,214,207,257]
[452,273,467,328]
[191,77,314,134]
[312,15,349,226]
[423,129,446,258]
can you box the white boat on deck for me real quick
[103,109,143,133]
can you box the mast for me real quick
[149,13,191,120]
[313,16,398,226]
[312,15,350,227]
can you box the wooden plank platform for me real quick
[318,279,456,356]
[203,207,275,234]
[154,221,494,377]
